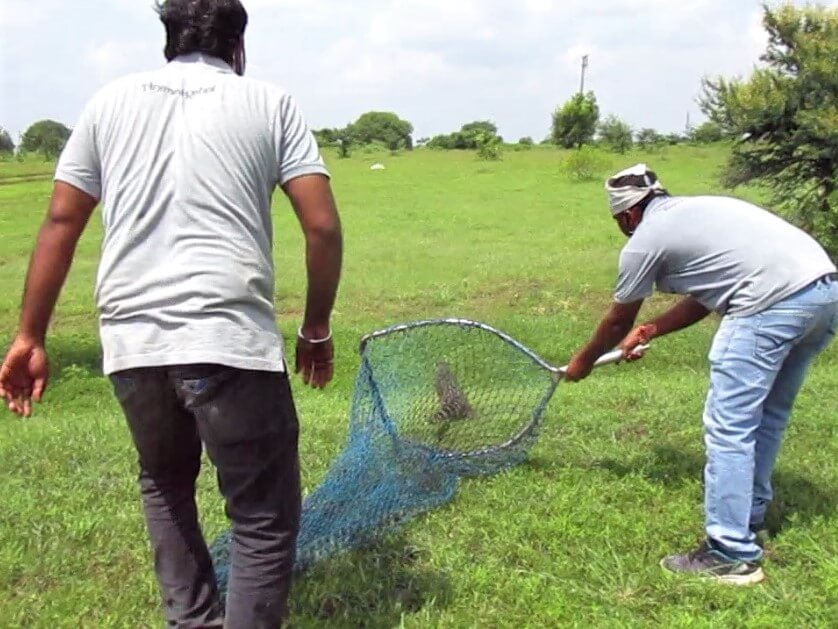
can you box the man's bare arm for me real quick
[18,182,98,343]
[282,174,343,339]
[637,296,711,340]
[578,300,645,362]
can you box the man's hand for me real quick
[294,328,334,389]
[619,324,657,361]
[564,350,597,382]
[565,300,643,383]
[0,336,50,418]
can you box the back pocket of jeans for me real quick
[178,368,237,410]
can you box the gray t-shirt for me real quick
[614,195,836,316]
[55,53,330,375]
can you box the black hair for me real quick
[608,169,670,212]
[155,0,248,65]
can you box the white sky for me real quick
[1,0,834,142]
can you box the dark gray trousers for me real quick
[110,364,302,628]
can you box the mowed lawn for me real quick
[0,146,835,628]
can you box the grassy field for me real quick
[1,144,836,628]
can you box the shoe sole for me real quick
[659,559,766,586]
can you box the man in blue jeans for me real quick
[564,163,837,585]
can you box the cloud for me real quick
[85,41,160,82]
[0,0,57,27]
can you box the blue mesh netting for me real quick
[209,319,560,595]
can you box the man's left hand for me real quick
[295,334,335,390]
[619,324,656,361]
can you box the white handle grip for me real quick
[556,344,650,377]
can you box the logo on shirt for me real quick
[142,83,217,99]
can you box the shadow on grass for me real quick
[48,334,104,377]
[290,534,452,627]
[593,444,836,535]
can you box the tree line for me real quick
[2,5,834,256]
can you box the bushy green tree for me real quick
[551,92,599,148]
[690,121,724,144]
[20,120,71,159]
[563,145,611,182]
[598,114,633,154]
[0,127,14,154]
[426,121,502,150]
[346,112,414,151]
[700,3,838,256]
[312,128,340,147]
[461,121,501,146]
[475,131,502,161]
[635,128,664,147]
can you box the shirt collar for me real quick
[169,52,234,73]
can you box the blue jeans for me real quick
[704,274,838,561]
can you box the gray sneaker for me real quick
[661,540,765,586]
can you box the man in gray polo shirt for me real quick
[564,163,837,585]
[0,1,342,626]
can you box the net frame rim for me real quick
[359,317,561,377]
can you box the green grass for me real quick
[0,156,56,184]
[1,145,835,627]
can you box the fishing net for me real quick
[208,318,628,596]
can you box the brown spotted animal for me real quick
[433,361,475,421]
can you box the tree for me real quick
[20,120,71,159]
[336,128,353,159]
[636,128,664,148]
[518,136,534,146]
[346,111,413,151]
[551,92,600,148]
[690,120,724,144]
[426,134,454,149]
[598,114,633,154]
[312,128,340,147]
[700,3,838,256]
[426,121,502,151]
[475,130,502,161]
[0,127,14,154]
[564,145,611,182]
[460,121,501,147]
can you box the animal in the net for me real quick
[432,360,476,422]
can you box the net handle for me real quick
[554,344,650,378]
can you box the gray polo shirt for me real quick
[614,195,836,316]
[54,53,330,375]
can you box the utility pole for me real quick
[579,54,589,94]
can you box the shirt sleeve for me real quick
[54,98,102,200]
[275,94,330,187]
[614,247,663,304]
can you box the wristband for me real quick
[298,327,332,344]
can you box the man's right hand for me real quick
[0,336,50,418]
[294,328,334,389]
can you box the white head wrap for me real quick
[605,163,663,216]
